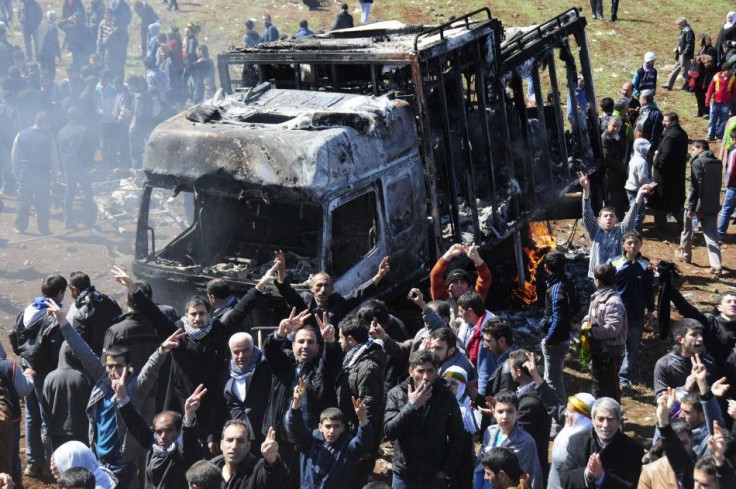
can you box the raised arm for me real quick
[112,367,155,449]
[220,265,278,333]
[272,251,309,313]
[578,172,600,239]
[112,265,178,339]
[46,300,106,383]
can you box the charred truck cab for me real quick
[135,8,600,315]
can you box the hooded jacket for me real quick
[585,287,628,355]
[42,341,92,440]
[16,299,64,376]
[335,340,385,451]
[686,150,723,214]
[625,138,652,192]
[60,321,165,462]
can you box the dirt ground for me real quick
[1,176,735,488]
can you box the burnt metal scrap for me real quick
[132,7,603,313]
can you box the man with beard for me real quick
[560,397,642,489]
[112,264,276,458]
[649,112,689,231]
[262,309,342,489]
[335,316,385,485]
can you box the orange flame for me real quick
[512,222,557,306]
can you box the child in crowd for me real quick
[623,138,652,231]
[473,390,542,489]
[581,264,627,402]
[579,171,656,278]
[286,378,373,489]
[613,231,655,394]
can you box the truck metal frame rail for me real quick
[217,7,598,267]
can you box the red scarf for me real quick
[467,312,487,364]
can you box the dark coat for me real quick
[212,452,289,489]
[383,376,464,481]
[540,272,578,344]
[560,429,643,489]
[274,278,378,329]
[20,0,43,34]
[518,385,551,480]
[332,11,354,30]
[36,20,61,60]
[209,353,272,456]
[132,286,263,438]
[335,341,385,451]
[262,333,341,442]
[686,150,723,215]
[648,123,689,212]
[119,401,201,489]
[103,310,160,375]
[41,342,92,440]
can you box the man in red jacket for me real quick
[429,243,491,328]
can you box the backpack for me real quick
[9,310,60,376]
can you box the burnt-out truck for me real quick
[133,8,600,319]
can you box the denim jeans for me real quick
[25,376,50,466]
[64,163,96,228]
[708,102,730,139]
[359,1,371,23]
[718,186,736,239]
[619,316,645,383]
[15,167,51,232]
[589,0,603,17]
[394,473,447,489]
[542,340,570,402]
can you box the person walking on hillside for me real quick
[359,0,372,24]
[678,140,723,277]
[663,17,695,91]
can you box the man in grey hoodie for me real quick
[624,138,652,231]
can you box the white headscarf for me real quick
[443,366,478,434]
[551,393,595,462]
[53,441,118,489]
[726,12,736,29]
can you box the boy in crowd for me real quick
[612,230,655,395]
[480,447,530,489]
[581,264,627,402]
[579,171,656,279]
[539,251,579,407]
[287,378,372,488]
[473,390,542,489]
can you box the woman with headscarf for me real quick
[444,365,478,489]
[717,11,736,66]
[51,441,118,489]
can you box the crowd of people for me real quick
[3,3,736,489]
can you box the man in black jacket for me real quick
[508,350,551,485]
[66,271,122,355]
[112,265,273,447]
[273,250,389,328]
[212,421,288,489]
[332,3,353,30]
[679,140,723,275]
[336,316,385,484]
[649,112,689,231]
[663,17,696,91]
[208,332,272,457]
[262,310,341,489]
[113,370,203,489]
[384,349,464,489]
[560,397,642,489]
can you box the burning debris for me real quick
[513,222,557,306]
